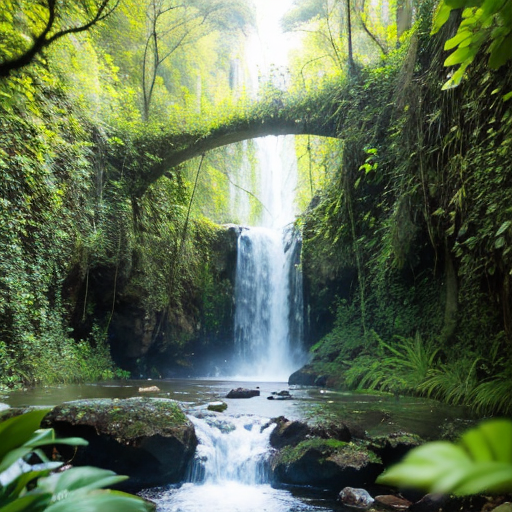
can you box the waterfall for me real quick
[226,0,307,381]
[151,414,332,512]
[187,415,273,485]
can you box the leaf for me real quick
[377,420,512,495]
[444,45,478,66]
[445,29,473,50]
[43,490,152,512]
[432,1,453,34]
[0,410,50,463]
[38,467,128,495]
[0,493,51,512]
[495,236,506,248]
[488,32,512,69]
[496,220,511,236]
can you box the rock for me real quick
[288,365,322,386]
[138,385,161,392]
[274,390,291,396]
[311,421,352,442]
[42,397,197,492]
[207,401,227,412]
[375,495,412,510]
[226,388,260,399]
[370,431,422,465]
[269,418,311,449]
[338,487,374,509]
[271,438,382,490]
[409,494,488,512]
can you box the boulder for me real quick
[269,417,353,450]
[226,388,260,399]
[42,397,197,491]
[338,487,374,509]
[288,365,325,386]
[269,418,311,449]
[271,438,382,490]
[369,431,422,466]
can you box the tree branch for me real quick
[0,0,120,78]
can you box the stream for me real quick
[2,378,471,512]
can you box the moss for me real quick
[47,397,189,440]
[277,437,381,468]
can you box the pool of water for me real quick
[1,377,471,439]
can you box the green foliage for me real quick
[0,410,152,511]
[377,419,512,495]
[300,0,512,417]
[345,332,439,394]
[432,0,512,92]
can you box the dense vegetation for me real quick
[297,0,512,415]
[0,0,255,387]
[1,0,512,419]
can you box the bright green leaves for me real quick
[0,411,153,512]
[432,0,512,92]
[377,419,512,495]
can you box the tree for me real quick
[0,0,120,78]
[141,0,253,120]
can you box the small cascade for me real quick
[150,413,332,512]
[233,227,306,380]
[187,415,273,485]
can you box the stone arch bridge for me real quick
[127,83,347,196]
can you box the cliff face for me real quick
[87,224,241,378]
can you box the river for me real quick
[2,378,470,512]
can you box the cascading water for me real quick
[233,226,306,380]
[148,414,334,512]
[229,0,307,381]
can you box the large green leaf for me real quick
[377,419,512,495]
[0,493,51,512]
[43,490,153,512]
[37,467,128,495]
[0,410,50,463]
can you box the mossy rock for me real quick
[272,438,383,490]
[207,401,228,412]
[369,431,422,466]
[43,397,197,491]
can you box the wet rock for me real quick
[274,390,291,397]
[375,495,412,510]
[288,365,322,386]
[311,421,352,442]
[338,487,374,509]
[269,418,311,449]
[370,431,422,466]
[226,388,260,399]
[207,401,227,412]
[267,395,292,400]
[43,397,197,492]
[271,438,382,490]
